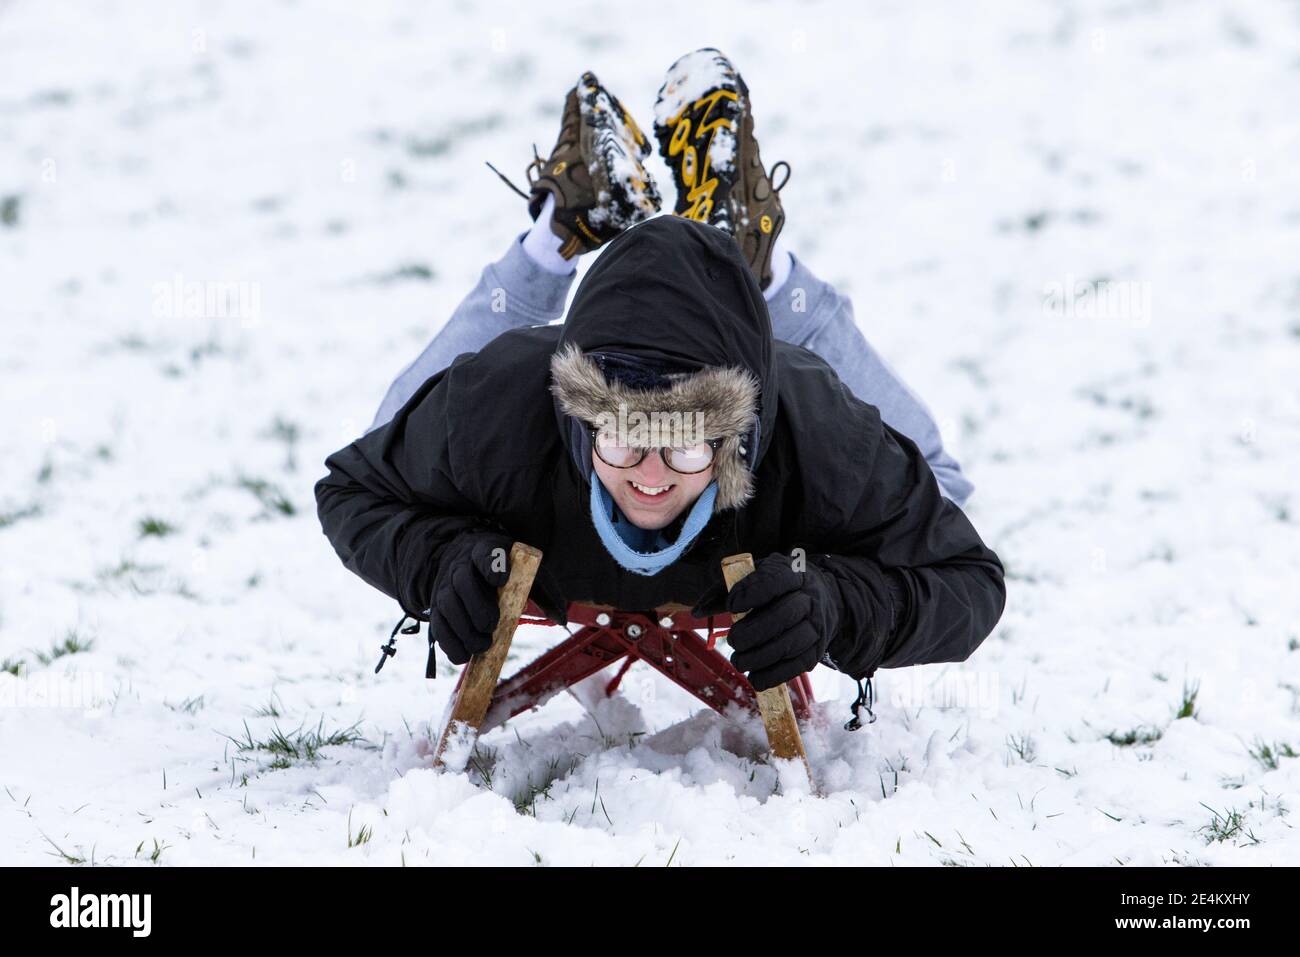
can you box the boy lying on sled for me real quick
[315,50,1005,705]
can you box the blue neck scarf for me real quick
[590,475,717,576]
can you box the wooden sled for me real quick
[433,544,814,784]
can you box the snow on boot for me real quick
[522,71,662,259]
[654,48,790,290]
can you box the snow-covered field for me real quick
[2,0,1298,866]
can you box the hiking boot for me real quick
[653,48,790,289]
[522,72,661,259]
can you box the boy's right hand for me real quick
[428,532,566,665]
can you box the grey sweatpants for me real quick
[372,233,974,505]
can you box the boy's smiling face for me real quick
[591,448,714,530]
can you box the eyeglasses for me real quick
[590,428,720,475]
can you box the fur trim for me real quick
[549,343,759,511]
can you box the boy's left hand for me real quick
[721,553,842,691]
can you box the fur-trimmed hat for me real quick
[549,343,760,512]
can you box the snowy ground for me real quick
[2,0,1298,866]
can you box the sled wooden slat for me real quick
[433,542,543,768]
[721,553,814,786]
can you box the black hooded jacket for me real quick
[315,217,1006,679]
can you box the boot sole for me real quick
[578,75,661,242]
[653,49,744,229]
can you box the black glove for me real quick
[717,553,843,692]
[427,531,567,666]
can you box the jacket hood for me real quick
[549,215,779,512]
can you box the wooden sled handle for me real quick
[721,553,814,787]
[434,541,543,768]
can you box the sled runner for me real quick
[432,542,543,767]
[433,543,814,782]
[721,553,813,785]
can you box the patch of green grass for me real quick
[113,334,152,352]
[1199,803,1259,846]
[347,809,373,848]
[1106,725,1164,747]
[1,194,20,228]
[225,716,365,768]
[406,138,449,158]
[134,838,170,864]
[189,337,225,365]
[35,631,95,665]
[512,756,571,816]
[253,693,283,718]
[1248,739,1297,771]
[0,504,42,529]
[137,516,177,538]
[42,833,89,865]
[268,418,298,443]
[263,416,301,472]
[93,558,187,598]
[375,263,434,283]
[165,694,205,715]
[265,417,300,444]
[98,558,163,582]
[514,783,551,815]
[1007,733,1037,763]
[2,657,24,676]
[1250,790,1289,819]
[236,475,295,516]
[466,743,498,789]
[1175,680,1200,720]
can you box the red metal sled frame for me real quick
[474,601,815,735]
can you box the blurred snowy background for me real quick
[2,0,1298,865]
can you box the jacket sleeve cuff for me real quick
[819,558,906,680]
